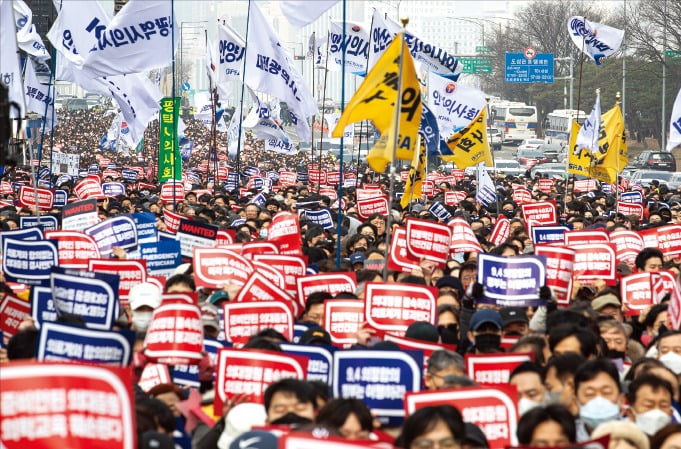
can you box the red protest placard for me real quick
[296,272,357,310]
[384,334,457,370]
[222,301,294,345]
[138,363,172,393]
[319,187,338,201]
[538,178,554,194]
[465,353,533,385]
[74,178,105,200]
[160,180,185,203]
[46,230,101,269]
[279,434,379,449]
[652,271,681,305]
[193,247,254,288]
[534,245,575,307]
[215,229,234,245]
[215,348,308,412]
[324,300,365,346]
[364,282,437,336]
[574,179,598,192]
[563,230,610,246]
[572,243,617,282]
[252,261,286,289]
[253,254,307,297]
[387,227,421,273]
[405,218,452,265]
[621,272,653,316]
[0,361,135,449]
[0,180,13,194]
[267,212,302,255]
[356,187,382,201]
[609,230,644,268]
[279,171,297,187]
[144,303,204,365]
[521,201,557,225]
[88,259,147,299]
[405,385,519,449]
[326,171,341,185]
[357,196,389,220]
[489,217,510,247]
[656,224,681,257]
[233,272,298,316]
[616,201,644,220]
[444,191,467,206]
[309,169,327,185]
[241,242,279,259]
[512,188,532,205]
[163,209,184,234]
[18,185,54,211]
[448,218,483,255]
[0,295,31,338]
[422,180,435,197]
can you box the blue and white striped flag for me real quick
[476,163,496,207]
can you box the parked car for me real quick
[530,163,574,179]
[629,170,675,187]
[537,143,566,162]
[634,151,677,171]
[486,159,524,176]
[516,139,545,154]
[517,148,548,165]
[666,172,681,190]
[489,127,503,151]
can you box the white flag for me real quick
[243,96,290,143]
[226,108,241,157]
[568,17,624,65]
[24,59,56,131]
[428,71,486,136]
[107,112,135,151]
[278,0,339,28]
[476,163,496,207]
[325,112,353,142]
[576,91,601,154]
[245,2,318,142]
[80,0,179,77]
[194,92,227,133]
[1,0,25,119]
[668,88,681,152]
[265,138,298,155]
[13,0,50,60]
[329,21,370,75]
[217,22,245,82]
[370,10,462,79]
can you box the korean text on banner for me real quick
[158,97,181,183]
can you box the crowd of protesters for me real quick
[3,109,681,449]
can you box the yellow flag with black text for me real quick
[591,104,626,184]
[440,109,493,169]
[567,120,591,177]
[401,138,426,208]
[332,33,422,172]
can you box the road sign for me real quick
[294,55,306,60]
[458,56,493,74]
[476,46,491,53]
[524,47,537,59]
[665,49,681,59]
[181,82,190,92]
[505,52,554,83]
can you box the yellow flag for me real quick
[401,138,426,209]
[591,104,626,184]
[332,33,422,172]
[567,120,591,177]
[440,108,493,169]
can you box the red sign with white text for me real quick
[0,295,31,338]
[253,254,307,297]
[616,201,644,220]
[609,230,644,268]
[512,188,532,204]
[621,272,653,316]
[656,225,681,257]
[233,272,298,316]
[444,191,467,206]
[160,180,185,203]
[405,218,452,265]
[18,185,54,211]
[45,230,101,268]
[267,212,302,255]
[0,361,136,449]
[574,179,598,192]
[296,273,357,310]
[521,201,557,225]
[144,303,204,365]
[193,248,253,288]
[279,171,297,187]
[364,282,437,336]
[222,301,294,345]
[564,230,610,246]
[448,218,483,254]
[387,227,421,273]
[538,178,554,194]
[572,243,617,282]
[534,245,575,307]
[252,261,286,289]
[357,196,389,220]
[465,353,533,385]
[163,209,184,234]
[324,300,365,346]
[88,259,147,302]
[489,217,510,247]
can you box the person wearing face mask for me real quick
[573,358,624,442]
[500,307,530,339]
[424,350,465,390]
[657,331,681,376]
[544,353,586,416]
[437,304,460,346]
[599,320,632,375]
[263,379,317,426]
[128,282,162,334]
[501,201,516,219]
[510,362,550,416]
[625,374,674,436]
[466,309,504,354]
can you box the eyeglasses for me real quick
[411,437,460,449]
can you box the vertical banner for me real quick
[158,97,181,183]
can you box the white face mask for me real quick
[634,409,671,436]
[579,396,620,429]
[518,397,544,416]
[660,351,681,375]
[132,311,153,332]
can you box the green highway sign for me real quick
[665,49,681,58]
[458,56,493,74]
[476,46,491,53]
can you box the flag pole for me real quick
[616,91,621,204]
[235,0,252,198]
[356,13,376,176]
[310,31,316,179]
[382,27,408,282]
[171,0,178,211]
[206,30,218,193]
[335,0,347,269]
[318,32,331,194]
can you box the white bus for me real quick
[544,109,586,145]
[490,102,538,143]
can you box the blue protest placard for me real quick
[19,215,59,232]
[531,225,570,245]
[429,202,452,221]
[132,212,158,245]
[203,338,229,368]
[50,267,120,330]
[505,52,554,83]
[306,210,334,230]
[53,190,68,207]
[267,171,280,182]
[140,240,182,277]
[0,227,43,256]
[171,364,200,388]
[293,323,313,343]
[88,164,100,174]
[230,218,246,228]
[250,192,266,206]
[85,215,138,256]
[2,239,58,286]
[333,349,423,426]
[243,166,259,177]
[621,191,643,203]
[122,169,138,183]
[158,231,178,241]
[37,321,133,366]
[30,286,57,328]
[477,254,547,307]
[102,182,126,197]
[281,343,335,384]
[297,171,309,183]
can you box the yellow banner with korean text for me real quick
[440,108,493,170]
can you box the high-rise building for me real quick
[24,0,56,55]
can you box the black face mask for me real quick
[474,333,501,352]
[658,324,669,336]
[503,210,515,218]
[504,331,524,338]
[606,349,626,360]
[438,324,459,345]
[269,412,313,426]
